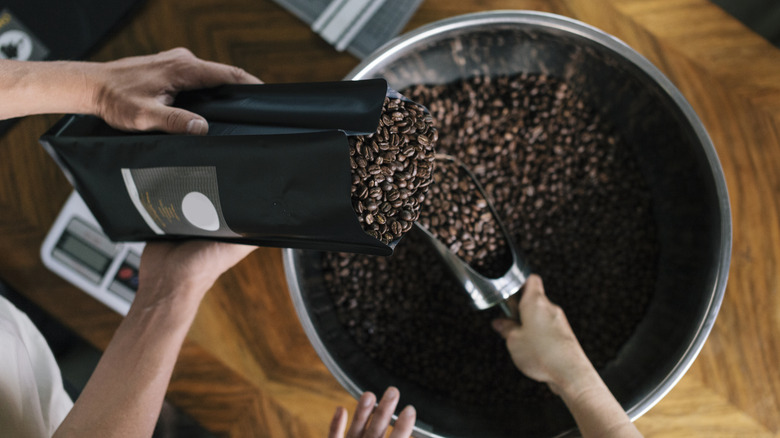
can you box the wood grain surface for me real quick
[1,0,778,436]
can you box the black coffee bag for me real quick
[40,79,436,255]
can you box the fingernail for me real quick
[491,319,504,331]
[384,387,400,400]
[186,119,208,135]
[400,405,416,418]
[360,392,375,407]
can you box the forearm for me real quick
[0,59,97,119]
[492,276,641,438]
[53,288,201,438]
[556,364,642,438]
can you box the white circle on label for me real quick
[0,30,33,60]
[181,191,220,231]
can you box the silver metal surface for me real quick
[284,10,732,438]
[415,154,530,314]
[343,10,732,424]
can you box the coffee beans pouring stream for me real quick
[417,156,512,278]
[324,73,659,406]
[349,97,438,244]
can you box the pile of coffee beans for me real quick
[349,97,438,244]
[323,73,659,406]
[417,158,511,278]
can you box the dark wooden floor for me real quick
[1,0,779,437]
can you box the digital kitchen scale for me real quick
[41,191,144,315]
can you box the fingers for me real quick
[139,105,208,135]
[346,392,376,438]
[521,274,545,301]
[328,407,348,438]
[198,58,263,86]
[150,50,262,134]
[518,274,549,312]
[215,243,257,275]
[213,242,258,262]
[492,274,547,338]
[100,48,262,133]
[186,241,258,280]
[388,405,416,438]
[343,389,415,438]
[491,318,518,339]
[163,47,261,88]
[364,387,401,438]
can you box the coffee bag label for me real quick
[121,166,240,237]
[0,9,49,61]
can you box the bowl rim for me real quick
[284,9,732,436]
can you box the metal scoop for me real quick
[415,154,531,317]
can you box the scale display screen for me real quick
[42,191,145,315]
[56,233,112,276]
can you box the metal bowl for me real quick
[284,10,731,437]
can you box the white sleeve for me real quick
[0,295,74,437]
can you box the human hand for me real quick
[86,47,261,134]
[491,274,594,396]
[493,276,642,437]
[328,387,416,438]
[136,240,256,309]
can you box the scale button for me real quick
[118,267,134,280]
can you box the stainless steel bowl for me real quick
[284,10,731,437]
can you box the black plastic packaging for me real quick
[40,79,401,255]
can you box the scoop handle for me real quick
[498,301,514,318]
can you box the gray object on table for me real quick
[270,0,424,58]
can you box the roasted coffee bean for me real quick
[418,160,511,277]
[325,73,659,407]
[350,97,438,244]
[369,187,383,199]
[390,220,403,236]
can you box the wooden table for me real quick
[1,0,778,436]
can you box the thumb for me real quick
[149,105,209,135]
[491,318,519,339]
